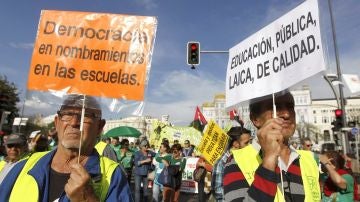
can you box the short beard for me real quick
[61,140,80,150]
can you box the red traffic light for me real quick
[191,44,198,50]
[335,109,343,117]
[187,42,200,65]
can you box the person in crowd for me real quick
[182,139,195,157]
[162,137,170,146]
[48,127,58,150]
[129,141,135,149]
[301,137,313,151]
[110,136,121,161]
[212,126,251,202]
[223,90,321,201]
[28,130,41,151]
[0,134,10,161]
[134,139,155,202]
[196,155,213,202]
[94,136,118,162]
[291,141,298,149]
[133,140,140,153]
[152,142,170,202]
[119,138,134,184]
[30,132,49,152]
[320,150,355,201]
[173,139,179,145]
[0,94,132,201]
[0,133,29,183]
[157,143,187,202]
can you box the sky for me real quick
[1,0,359,126]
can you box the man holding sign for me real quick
[0,94,132,201]
[223,91,320,201]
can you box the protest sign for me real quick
[343,74,360,94]
[27,10,157,101]
[197,120,230,165]
[180,157,212,194]
[149,120,202,150]
[226,0,325,108]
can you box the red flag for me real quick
[229,109,244,127]
[194,106,207,125]
[229,109,238,120]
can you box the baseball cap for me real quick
[5,133,27,146]
[60,94,101,114]
[29,130,41,139]
[140,139,149,147]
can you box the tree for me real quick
[0,75,20,134]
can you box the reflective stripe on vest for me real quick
[232,145,320,202]
[9,151,118,202]
[95,141,107,155]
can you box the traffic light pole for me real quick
[200,50,229,53]
[323,75,340,109]
[328,0,349,153]
[328,0,346,128]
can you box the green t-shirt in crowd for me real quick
[156,154,186,171]
[119,150,134,169]
[321,174,354,202]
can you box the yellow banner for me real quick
[149,120,202,150]
[27,10,157,101]
[197,120,230,165]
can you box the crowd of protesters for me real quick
[0,92,359,202]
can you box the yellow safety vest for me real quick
[9,151,118,202]
[95,141,108,155]
[232,145,321,202]
[0,160,6,172]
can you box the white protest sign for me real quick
[343,74,360,94]
[226,0,325,108]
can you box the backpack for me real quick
[193,166,206,182]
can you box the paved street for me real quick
[128,176,213,202]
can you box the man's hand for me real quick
[64,164,99,202]
[142,158,152,164]
[257,118,284,171]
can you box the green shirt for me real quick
[119,150,134,169]
[321,174,354,202]
[110,144,121,162]
[156,154,186,171]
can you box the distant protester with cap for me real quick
[211,126,251,202]
[119,138,134,184]
[134,139,156,202]
[0,94,132,201]
[0,133,29,184]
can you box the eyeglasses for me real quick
[172,150,179,154]
[6,144,22,148]
[306,144,313,147]
[57,110,101,123]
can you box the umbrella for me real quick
[104,126,142,138]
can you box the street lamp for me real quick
[323,74,340,109]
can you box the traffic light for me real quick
[187,42,200,65]
[331,109,343,132]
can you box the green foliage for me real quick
[0,75,20,134]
